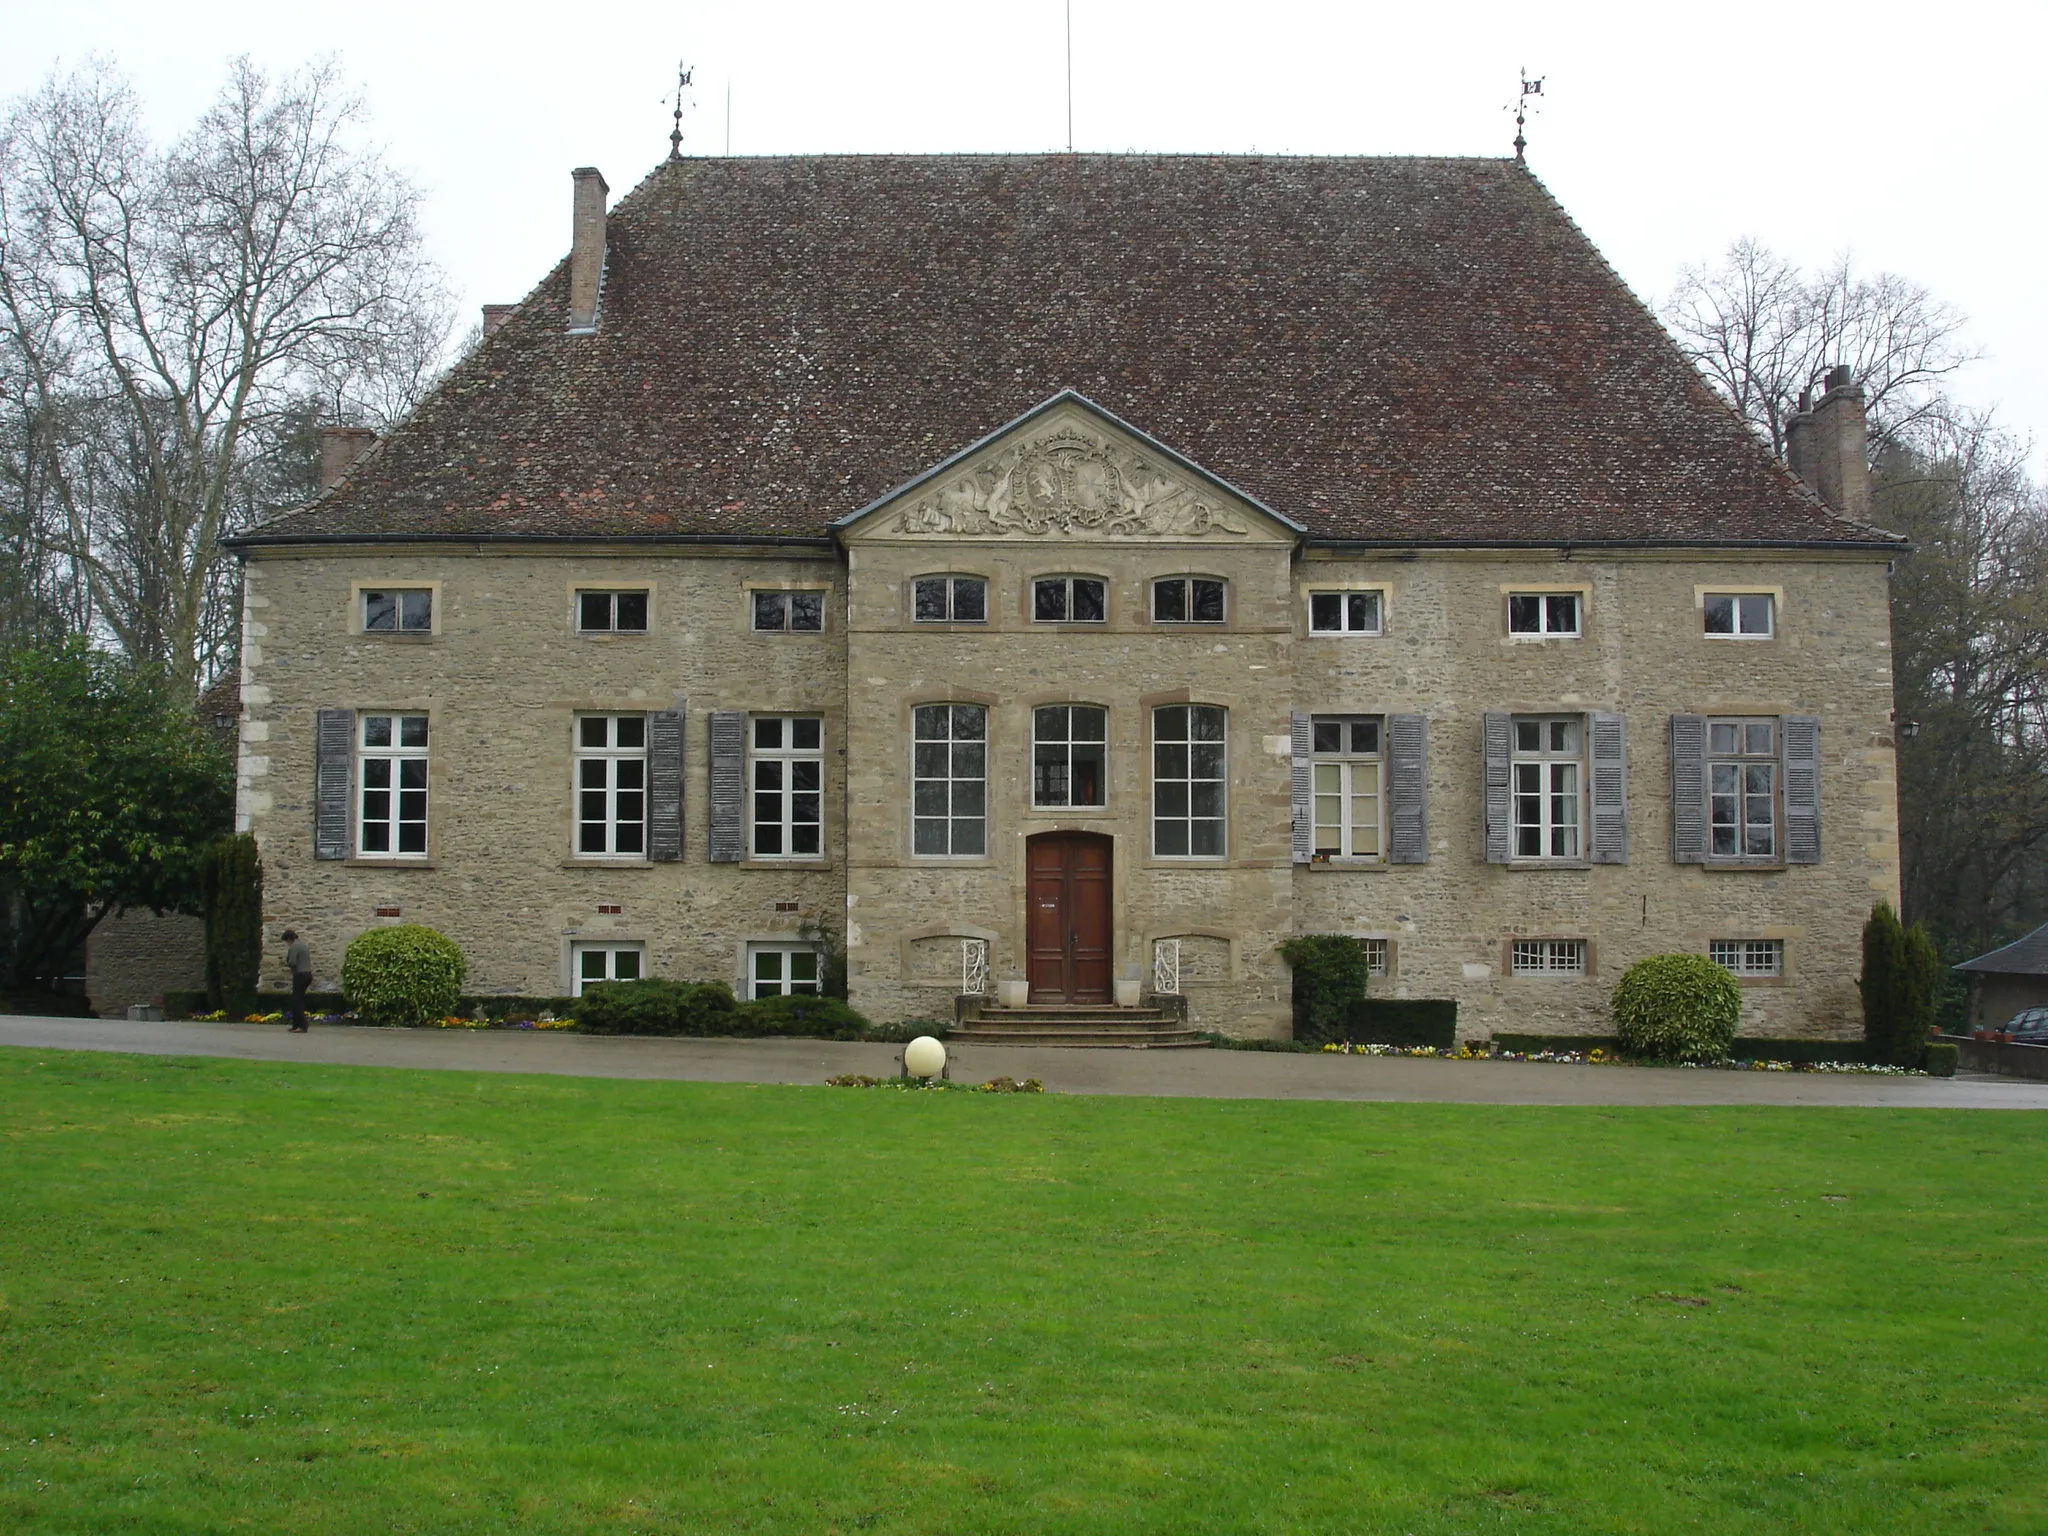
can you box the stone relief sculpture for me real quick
[891,425,1251,538]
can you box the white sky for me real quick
[8,0,2043,463]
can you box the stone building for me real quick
[228,153,1903,1040]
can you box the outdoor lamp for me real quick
[903,1035,946,1080]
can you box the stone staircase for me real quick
[949,1002,1211,1049]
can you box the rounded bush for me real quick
[340,924,466,1028]
[737,993,869,1040]
[572,979,736,1036]
[1610,953,1741,1061]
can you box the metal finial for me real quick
[1511,68,1544,163]
[668,61,694,161]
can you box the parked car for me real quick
[2003,1006,2048,1045]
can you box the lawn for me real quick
[0,1048,2042,1534]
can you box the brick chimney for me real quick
[481,304,516,337]
[568,167,609,333]
[318,426,378,490]
[1784,365,1870,520]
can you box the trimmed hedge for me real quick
[736,993,869,1040]
[1492,1032,1874,1063]
[1861,902,1944,1068]
[1279,934,1372,1045]
[1612,953,1742,1062]
[197,835,262,1006]
[340,925,466,1029]
[1348,998,1458,1050]
[573,979,738,1036]
[1922,1041,1959,1078]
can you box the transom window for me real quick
[913,576,987,623]
[359,714,428,856]
[1310,715,1382,860]
[363,589,431,633]
[1034,576,1106,623]
[578,590,648,632]
[1711,938,1784,976]
[749,943,820,999]
[1513,716,1582,859]
[751,716,823,858]
[573,942,643,995]
[1709,718,1777,858]
[1308,591,1382,635]
[1509,592,1581,636]
[1033,706,1108,808]
[1511,939,1586,975]
[752,590,824,632]
[1704,593,1774,638]
[912,704,988,856]
[1152,577,1225,623]
[575,714,647,856]
[1153,705,1226,857]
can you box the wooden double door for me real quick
[1026,832,1113,1003]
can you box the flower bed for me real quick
[1319,1040,1924,1074]
[826,1074,1044,1093]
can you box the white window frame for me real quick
[361,587,433,634]
[576,589,649,633]
[1151,576,1226,624]
[1032,575,1108,623]
[750,715,824,859]
[1152,704,1227,858]
[748,942,821,999]
[1702,592,1776,639]
[912,704,988,857]
[358,713,429,858]
[1707,717,1778,861]
[572,942,645,995]
[1711,938,1784,977]
[751,589,825,632]
[574,713,649,857]
[1507,591,1582,637]
[1511,715,1584,860]
[1310,715,1383,861]
[1511,938,1586,976]
[1033,704,1109,809]
[1358,937,1391,978]
[912,575,987,624]
[1307,590,1383,635]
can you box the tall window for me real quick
[578,590,648,632]
[749,943,820,998]
[1308,591,1382,635]
[1513,716,1582,859]
[751,717,823,858]
[1508,592,1580,636]
[912,704,987,856]
[1704,593,1774,638]
[1033,706,1107,808]
[1034,577,1106,622]
[752,590,824,632]
[359,714,428,856]
[573,942,644,994]
[1153,705,1226,856]
[913,576,986,623]
[575,714,647,856]
[1709,719,1776,857]
[363,589,431,633]
[1310,716,1381,859]
[1152,578,1225,623]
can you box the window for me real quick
[1511,939,1586,975]
[1704,593,1774,638]
[1358,937,1390,978]
[358,714,428,856]
[1708,718,1777,858]
[578,590,649,632]
[1512,716,1582,859]
[1153,705,1226,856]
[1153,577,1225,623]
[1033,576,1106,623]
[1309,590,1382,635]
[363,588,431,633]
[1310,715,1382,859]
[749,943,820,999]
[751,716,823,858]
[1033,706,1108,808]
[572,942,643,995]
[575,714,647,856]
[1711,938,1783,977]
[752,590,824,632]
[1508,592,1580,636]
[912,704,987,856]
[912,576,986,623]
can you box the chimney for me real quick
[568,166,609,333]
[481,304,516,337]
[318,426,378,490]
[1783,365,1869,521]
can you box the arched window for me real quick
[1153,705,1227,856]
[1033,706,1107,807]
[912,704,987,855]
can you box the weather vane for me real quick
[668,60,695,161]
[1509,69,1544,163]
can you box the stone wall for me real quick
[84,908,205,1015]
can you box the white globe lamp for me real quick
[903,1035,947,1081]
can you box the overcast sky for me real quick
[8,0,2042,462]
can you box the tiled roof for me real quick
[242,154,1899,548]
[1956,921,2048,977]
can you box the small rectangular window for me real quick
[575,714,648,856]
[748,943,820,999]
[1707,717,1777,859]
[573,942,645,995]
[1310,715,1382,859]
[363,588,432,633]
[1704,593,1774,637]
[1511,939,1586,975]
[358,713,429,856]
[913,576,986,623]
[1711,938,1783,976]
[1308,590,1382,634]
[1511,714,1583,860]
[1033,705,1108,808]
[752,590,825,632]
[1153,704,1226,856]
[1153,578,1225,623]
[751,716,824,858]
[912,704,988,856]
[1508,592,1580,636]
[578,590,649,632]
[1033,577,1107,622]
[1358,938,1390,978]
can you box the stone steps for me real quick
[951,1005,1210,1049]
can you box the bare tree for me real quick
[0,56,449,689]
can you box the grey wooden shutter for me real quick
[648,707,685,862]
[1782,714,1821,864]
[313,708,354,860]
[1589,711,1628,864]
[707,710,746,862]
[1289,712,1312,864]
[1669,714,1708,864]
[1481,712,1512,864]
[1386,713,1429,864]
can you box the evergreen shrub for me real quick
[572,979,736,1036]
[1350,998,1457,1049]
[340,925,465,1028]
[736,993,869,1040]
[1861,902,1945,1067]
[1610,953,1741,1061]
[1279,934,1372,1045]
[1922,1041,1959,1078]
[198,834,262,1006]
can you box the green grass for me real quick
[1,1049,2042,1534]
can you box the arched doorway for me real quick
[1025,831,1113,1003]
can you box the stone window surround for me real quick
[349,579,442,639]
[1149,573,1229,625]
[1499,582,1590,642]
[743,939,824,999]
[1028,572,1111,624]
[1696,584,1784,641]
[1353,934,1396,979]
[1705,930,1796,986]
[1150,698,1229,861]
[1503,935,1596,977]
[911,700,991,860]
[348,704,438,866]
[569,581,656,638]
[566,938,646,995]
[742,578,832,634]
[1302,581,1390,637]
[905,571,989,627]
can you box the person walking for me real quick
[282,930,314,1032]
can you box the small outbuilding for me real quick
[1955,921,2048,1031]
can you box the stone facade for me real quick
[83,908,205,1014]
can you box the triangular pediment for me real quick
[837,393,1301,544]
